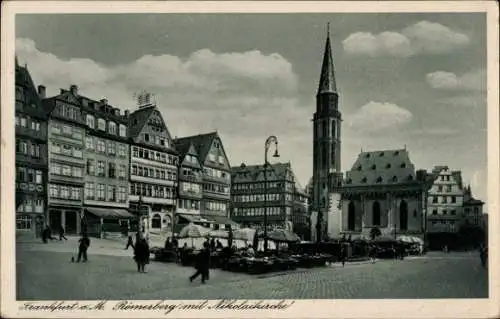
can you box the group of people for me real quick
[41,225,68,243]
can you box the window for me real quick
[451,196,456,203]
[85,183,95,200]
[98,118,106,131]
[118,186,127,203]
[152,214,161,229]
[97,184,105,200]
[108,185,116,201]
[118,144,126,157]
[432,196,438,203]
[62,165,71,176]
[119,124,127,137]
[438,185,443,192]
[73,148,83,158]
[62,125,72,135]
[16,215,32,230]
[144,133,150,142]
[118,165,126,179]
[21,117,27,127]
[27,169,35,182]
[108,122,116,134]
[61,144,72,156]
[97,139,106,153]
[87,159,95,175]
[51,124,61,134]
[70,187,80,200]
[85,137,94,150]
[51,163,61,175]
[432,209,437,215]
[451,210,456,215]
[447,185,452,192]
[443,210,447,215]
[107,141,116,155]
[35,170,42,184]
[15,116,20,126]
[86,115,95,128]
[97,161,105,177]
[108,163,116,178]
[60,186,70,199]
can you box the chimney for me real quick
[100,98,108,106]
[37,85,46,99]
[60,88,65,94]
[114,108,120,116]
[70,84,78,96]
[124,110,130,117]
[416,169,427,181]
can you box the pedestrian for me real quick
[77,234,90,262]
[216,239,223,250]
[43,225,57,243]
[340,244,346,267]
[369,245,377,264]
[125,235,134,250]
[134,235,150,273]
[59,225,68,241]
[210,237,216,251]
[189,241,210,284]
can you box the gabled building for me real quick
[128,93,179,235]
[462,185,485,228]
[172,138,204,231]
[174,132,234,229]
[339,148,429,238]
[15,58,48,238]
[42,85,86,235]
[426,166,465,233]
[230,162,304,231]
[79,90,132,238]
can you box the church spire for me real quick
[317,22,337,95]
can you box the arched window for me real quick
[348,202,356,231]
[331,121,336,139]
[152,214,161,229]
[399,200,408,231]
[372,201,381,226]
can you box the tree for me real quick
[370,227,382,240]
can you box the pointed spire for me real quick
[317,22,337,95]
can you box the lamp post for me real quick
[264,135,280,252]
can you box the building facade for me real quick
[426,166,465,233]
[292,188,310,240]
[15,59,48,238]
[174,132,234,229]
[172,138,204,231]
[43,86,86,235]
[311,27,344,241]
[462,185,485,228]
[339,149,429,239]
[128,94,179,236]
[80,90,131,237]
[230,162,302,231]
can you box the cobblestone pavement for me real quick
[16,243,488,300]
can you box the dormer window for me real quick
[408,175,414,181]
[108,122,116,135]
[361,177,367,183]
[357,165,362,171]
[394,151,400,156]
[119,124,127,137]
[392,176,398,182]
[346,178,352,184]
[97,118,106,131]
[379,152,384,157]
[376,176,383,183]
[365,154,370,158]
[371,164,376,170]
[144,133,150,142]
[386,163,391,169]
[400,163,406,168]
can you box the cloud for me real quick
[342,20,470,57]
[347,101,412,132]
[426,69,486,91]
[16,37,316,184]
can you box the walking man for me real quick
[77,234,90,262]
[125,235,134,250]
[59,225,68,241]
[134,234,150,273]
[190,241,210,284]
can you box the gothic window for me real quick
[322,145,328,166]
[322,121,327,137]
[331,121,336,139]
[331,147,336,165]
[372,201,381,226]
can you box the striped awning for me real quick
[85,207,135,219]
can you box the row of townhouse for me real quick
[15,63,233,238]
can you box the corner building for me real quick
[128,94,179,235]
[15,59,48,238]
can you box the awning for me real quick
[201,215,239,226]
[85,207,135,219]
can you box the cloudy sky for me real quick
[15,13,487,203]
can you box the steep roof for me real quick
[15,63,45,118]
[317,24,337,95]
[128,106,156,138]
[231,162,292,183]
[78,95,128,124]
[345,148,418,186]
[174,132,219,162]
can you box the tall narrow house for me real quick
[128,93,179,236]
[311,25,343,240]
[174,132,233,229]
[15,58,48,238]
[43,85,86,235]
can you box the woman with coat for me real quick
[134,236,150,273]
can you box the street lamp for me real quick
[264,135,280,252]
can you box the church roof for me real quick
[345,148,418,186]
[317,25,337,95]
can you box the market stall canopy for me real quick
[85,207,135,219]
[372,236,398,243]
[233,228,256,241]
[258,229,301,243]
[178,223,211,238]
[208,229,229,238]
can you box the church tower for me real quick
[312,24,343,240]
